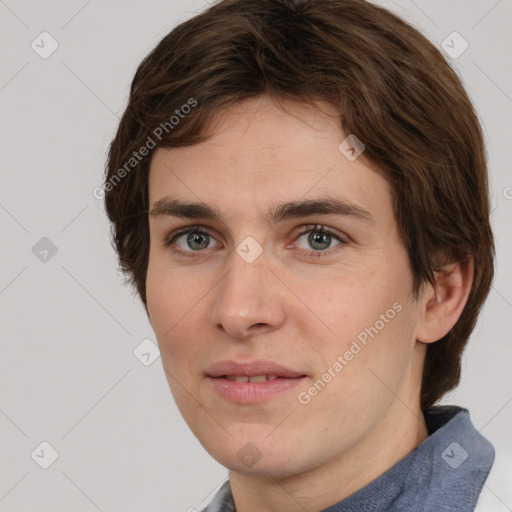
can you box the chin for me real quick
[201,433,309,478]
[217,452,298,478]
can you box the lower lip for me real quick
[208,376,306,404]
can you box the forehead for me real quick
[148,96,393,226]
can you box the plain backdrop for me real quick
[1,1,511,511]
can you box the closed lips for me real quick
[206,360,307,379]
[207,361,307,403]
[224,375,288,382]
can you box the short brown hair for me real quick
[104,0,495,408]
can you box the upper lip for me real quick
[206,360,306,378]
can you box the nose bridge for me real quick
[211,248,286,338]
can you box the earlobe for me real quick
[416,256,474,344]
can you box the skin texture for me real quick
[145,95,473,512]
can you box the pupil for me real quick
[309,231,330,250]
[187,232,209,250]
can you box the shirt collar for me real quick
[202,406,495,512]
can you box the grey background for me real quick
[1,0,511,511]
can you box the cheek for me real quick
[147,248,198,324]
[296,256,416,371]
[146,260,202,360]
[290,263,395,337]
[146,275,207,421]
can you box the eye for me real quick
[293,224,347,257]
[163,224,348,259]
[164,226,219,255]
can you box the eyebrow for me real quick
[149,197,374,226]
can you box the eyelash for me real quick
[163,224,348,260]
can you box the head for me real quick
[104,0,494,476]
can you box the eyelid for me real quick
[164,224,219,248]
[163,223,348,256]
[290,224,348,259]
[294,224,349,244]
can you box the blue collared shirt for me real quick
[201,406,495,511]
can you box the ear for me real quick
[415,255,474,344]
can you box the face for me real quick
[146,95,428,478]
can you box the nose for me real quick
[210,250,287,340]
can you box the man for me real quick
[104,1,495,510]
